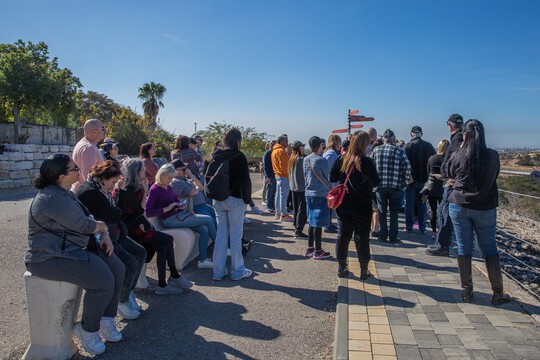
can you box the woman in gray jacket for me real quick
[25,154,125,356]
[288,140,307,238]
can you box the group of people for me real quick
[25,115,511,356]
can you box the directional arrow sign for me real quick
[332,129,349,134]
[350,124,363,129]
[348,115,374,122]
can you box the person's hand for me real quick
[266,178,272,184]
[185,168,193,179]
[447,178,456,186]
[142,178,149,194]
[101,232,114,256]
[116,175,125,190]
[164,202,178,212]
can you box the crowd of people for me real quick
[24,115,511,355]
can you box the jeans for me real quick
[291,191,307,234]
[405,181,427,231]
[212,196,247,279]
[275,177,290,216]
[449,203,498,257]
[376,187,402,241]
[265,178,276,211]
[336,202,371,267]
[115,235,147,303]
[435,186,454,249]
[193,203,217,228]
[163,212,217,261]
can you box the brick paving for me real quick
[335,217,540,360]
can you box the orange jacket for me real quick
[271,143,289,178]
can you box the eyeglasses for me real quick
[67,165,79,173]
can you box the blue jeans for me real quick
[405,181,427,231]
[193,203,217,228]
[449,203,498,257]
[265,178,276,211]
[376,188,402,241]
[212,196,247,279]
[275,177,290,216]
[163,212,217,261]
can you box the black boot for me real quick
[484,255,511,306]
[338,261,349,278]
[457,255,474,303]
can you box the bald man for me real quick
[70,119,106,193]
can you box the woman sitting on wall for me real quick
[25,154,124,355]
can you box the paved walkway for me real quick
[335,216,540,360]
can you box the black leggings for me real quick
[292,191,307,234]
[143,230,180,287]
[428,196,442,233]
[115,235,147,303]
[308,226,323,250]
[336,204,372,268]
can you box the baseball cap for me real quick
[189,137,198,145]
[383,129,395,138]
[103,137,116,144]
[308,136,323,149]
[291,140,305,150]
[411,126,423,134]
[448,114,463,125]
[171,159,187,169]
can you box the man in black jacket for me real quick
[404,126,435,233]
[426,114,464,256]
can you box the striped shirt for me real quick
[371,144,411,190]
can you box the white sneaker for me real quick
[243,217,252,224]
[251,205,264,215]
[198,259,214,269]
[168,276,193,289]
[99,317,122,342]
[155,284,184,295]
[232,268,253,281]
[261,201,267,206]
[74,322,106,355]
[129,291,141,311]
[118,302,140,320]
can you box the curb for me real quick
[333,277,348,360]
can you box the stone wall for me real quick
[0,123,77,145]
[0,144,73,189]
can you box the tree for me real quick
[198,121,270,158]
[137,82,166,135]
[107,107,149,155]
[74,91,119,127]
[0,40,81,142]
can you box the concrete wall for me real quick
[0,123,77,145]
[0,144,73,189]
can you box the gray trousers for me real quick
[27,251,125,333]
[115,235,146,303]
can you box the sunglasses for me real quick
[67,165,80,173]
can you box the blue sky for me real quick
[1,0,539,148]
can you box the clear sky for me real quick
[1,0,539,148]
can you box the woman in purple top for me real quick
[145,164,216,269]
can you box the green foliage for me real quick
[153,125,176,158]
[197,121,270,158]
[107,107,149,156]
[137,82,166,135]
[0,40,81,141]
[74,91,119,127]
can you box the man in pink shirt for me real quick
[70,119,106,193]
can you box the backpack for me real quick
[204,156,233,201]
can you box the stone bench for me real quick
[23,271,82,360]
[136,217,201,288]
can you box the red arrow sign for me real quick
[350,124,363,129]
[332,129,349,134]
[349,115,374,122]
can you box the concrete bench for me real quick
[136,217,201,288]
[23,271,82,360]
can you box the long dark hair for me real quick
[461,119,487,190]
[173,135,190,152]
[139,142,154,159]
[224,128,242,150]
[33,154,71,189]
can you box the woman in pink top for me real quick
[140,142,159,185]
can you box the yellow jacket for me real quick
[271,143,289,178]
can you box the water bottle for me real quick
[89,215,102,245]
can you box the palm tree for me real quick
[137,82,166,134]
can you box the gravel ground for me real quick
[497,207,540,244]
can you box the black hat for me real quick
[308,136,323,149]
[448,114,463,125]
[189,137,198,145]
[411,126,423,134]
[383,129,395,138]
[342,140,350,149]
[291,140,304,150]
[171,159,187,169]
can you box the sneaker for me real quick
[251,205,264,215]
[232,268,253,281]
[304,247,315,258]
[419,229,427,234]
[99,317,122,342]
[280,214,294,222]
[313,249,331,260]
[338,264,349,278]
[360,269,372,280]
[404,228,413,233]
[324,226,337,233]
[294,232,308,238]
[198,259,214,269]
[261,201,267,206]
[275,212,281,219]
[243,217,252,224]
[389,238,401,243]
[155,284,183,295]
[168,275,193,289]
[129,291,141,311]
[425,244,449,256]
[266,208,275,213]
[213,269,228,281]
[118,302,140,320]
[74,322,106,355]
[431,232,437,240]
[242,240,253,256]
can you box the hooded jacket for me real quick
[271,143,289,178]
[212,148,252,204]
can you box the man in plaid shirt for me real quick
[371,129,411,242]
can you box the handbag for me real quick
[327,166,354,210]
[133,214,156,242]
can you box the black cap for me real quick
[342,140,350,149]
[171,159,187,169]
[308,136,323,149]
[189,137,198,145]
[411,126,422,134]
[383,129,395,138]
[448,114,463,125]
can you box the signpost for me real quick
[331,109,375,136]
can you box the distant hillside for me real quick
[499,152,540,172]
